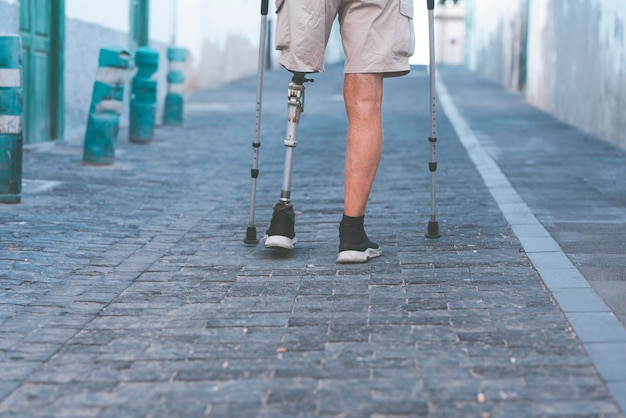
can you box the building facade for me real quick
[465,0,626,149]
[1,0,166,143]
[1,0,345,144]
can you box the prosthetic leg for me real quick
[264,72,313,249]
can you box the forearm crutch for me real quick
[425,0,441,239]
[245,0,270,244]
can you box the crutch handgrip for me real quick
[261,0,269,15]
[427,0,435,10]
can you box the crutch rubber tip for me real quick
[425,221,441,239]
[244,226,260,244]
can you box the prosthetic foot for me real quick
[264,72,313,249]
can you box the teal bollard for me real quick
[0,35,23,203]
[82,45,130,165]
[129,46,159,143]
[163,47,187,126]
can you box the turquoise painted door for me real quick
[19,0,64,144]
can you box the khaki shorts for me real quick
[274,0,415,77]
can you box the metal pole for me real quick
[0,35,23,203]
[425,0,441,238]
[245,0,270,244]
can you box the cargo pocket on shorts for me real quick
[274,0,289,51]
[394,0,415,57]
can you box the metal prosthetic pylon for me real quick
[278,72,313,205]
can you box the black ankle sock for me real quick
[340,214,364,230]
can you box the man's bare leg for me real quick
[336,73,384,264]
[343,73,384,217]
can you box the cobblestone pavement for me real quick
[0,64,624,417]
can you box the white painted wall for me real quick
[66,0,131,33]
[525,0,626,148]
[150,0,176,44]
[411,0,430,65]
[464,0,525,89]
[0,0,18,33]
[433,2,465,65]
[173,0,264,89]
[466,0,626,148]
[525,0,550,109]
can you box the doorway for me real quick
[19,0,64,144]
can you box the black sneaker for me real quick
[336,224,381,264]
[264,201,297,249]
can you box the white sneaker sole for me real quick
[264,235,296,250]
[336,247,382,264]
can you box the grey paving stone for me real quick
[608,382,626,417]
[0,64,623,417]
[567,312,626,343]
[584,342,625,379]
[550,287,612,313]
